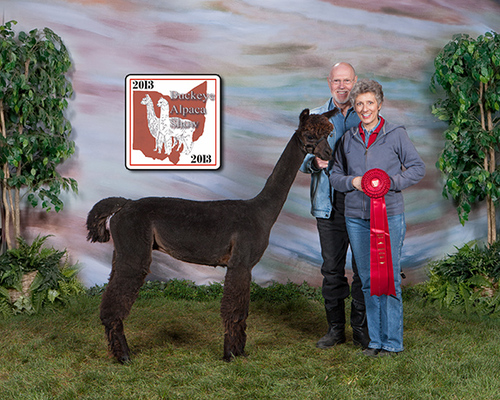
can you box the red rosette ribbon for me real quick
[361,168,396,296]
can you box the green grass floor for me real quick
[1,290,499,399]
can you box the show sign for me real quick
[125,74,221,169]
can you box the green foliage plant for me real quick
[431,31,500,245]
[0,20,77,249]
[425,240,500,316]
[0,235,84,318]
[138,279,224,301]
[89,279,323,303]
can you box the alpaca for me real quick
[157,97,196,155]
[140,94,162,153]
[156,97,178,155]
[87,108,337,363]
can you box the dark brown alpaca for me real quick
[86,108,336,363]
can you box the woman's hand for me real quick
[352,176,363,191]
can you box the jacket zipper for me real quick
[353,129,369,217]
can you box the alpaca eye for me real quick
[306,135,315,140]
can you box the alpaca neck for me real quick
[148,103,156,119]
[252,131,304,222]
[146,102,159,137]
[159,104,169,120]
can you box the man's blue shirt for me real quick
[299,98,360,218]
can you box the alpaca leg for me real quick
[183,133,194,154]
[100,250,150,363]
[103,318,130,363]
[220,265,252,361]
[181,135,192,154]
[156,133,164,153]
[165,135,173,155]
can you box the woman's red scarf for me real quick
[359,116,385,147]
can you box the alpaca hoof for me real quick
[118,355,131,364]
[222,351,247,362]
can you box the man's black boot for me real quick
[350,299,370,349]
[316,301,346,349]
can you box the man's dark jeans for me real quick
[316,191,364,311]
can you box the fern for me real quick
[0,235,84,318]
[425,240,500,317]
[31,290,46,314]
[0,297,12,319]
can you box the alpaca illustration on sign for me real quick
[140,94,162,153]
[157,97,196,155]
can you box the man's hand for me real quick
[314,157,329,169]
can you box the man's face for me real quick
[328,66,357,107]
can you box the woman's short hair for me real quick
[349,79,384,105]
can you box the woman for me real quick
[329,79,425,356]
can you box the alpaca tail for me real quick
[86,197,130,243]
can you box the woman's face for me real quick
[354,92,382,131]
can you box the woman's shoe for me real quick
[378,349,399,356]
[362,348,380,357]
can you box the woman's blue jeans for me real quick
[345,214,406,352]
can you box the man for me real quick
[300,62,369,349]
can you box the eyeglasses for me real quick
[328,79,353,86]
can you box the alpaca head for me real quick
[141,94,152,105]
[157,97,168,109]
[297,108,337,161]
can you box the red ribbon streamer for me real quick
[361,168,396,296]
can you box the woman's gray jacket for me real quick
[329,121,425,219]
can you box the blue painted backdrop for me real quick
[2,0,499,287]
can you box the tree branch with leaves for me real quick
[431,31,500,245]
[0,21,77,250]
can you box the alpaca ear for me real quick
[322,108,339,119]
[299,108,310,123]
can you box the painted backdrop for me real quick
[2,0,499,287]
